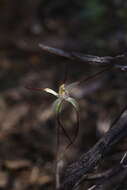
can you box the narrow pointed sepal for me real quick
[44,88,58,97]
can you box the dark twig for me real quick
[110,105,127,128]
[58,110,127,190]
[39,44,127,69]
[92,161,127,190]
[86,152,127,190]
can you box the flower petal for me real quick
[66,97,79,111]
[44,88,58,97]
[52,98,63,113]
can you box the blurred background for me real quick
[0,0,127,189]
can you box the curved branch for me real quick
[58,110,127,190]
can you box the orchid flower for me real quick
[26,83,79,152]
[44,83,79,114]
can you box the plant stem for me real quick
[55,118,60,189]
